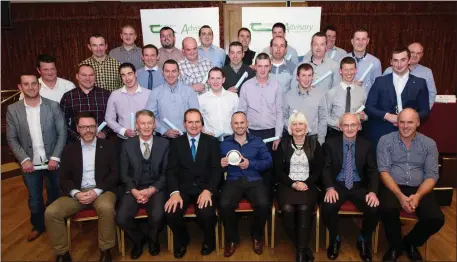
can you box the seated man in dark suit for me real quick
[45,112,119,262]
[164,108,222,258]
[377,108,444,262]
[322,113,379,262]
[364,46,430,149]
[219,111,272,257]
[115,110,169,259]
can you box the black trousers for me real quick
[281,203,314,249]
[322,182,379,241]
[248,128,275,191]
[219,178,269,243]
[380,185,445,250]
[116,190,166,245]
[165,190,217,249]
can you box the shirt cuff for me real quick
[326,187,334,191]
[93,188,104,197]
[119,127,127,136]
[50,156,60,162]
[70,189,81,199]
[20,157,31,165]
[170,191,180,197]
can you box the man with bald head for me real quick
[178,37,213,95]
[384,42,436,108]
[377,108,444,262]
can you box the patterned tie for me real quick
[147,70,154,90]
[143,142,151,159]
[345,86,351,112]
[344,143,354,190]
[191,138,196,161]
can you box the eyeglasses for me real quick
[78,125,97,130]
[341,124,358,130]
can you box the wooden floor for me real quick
[2,176,456,261]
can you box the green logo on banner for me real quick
[181,24,201,35]
[250,23,271,32]
[149,25,162,34]
[250,22,314,33]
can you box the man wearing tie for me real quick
[136,44,165,90]
[164,109,222,258]
[322,113,379,262]
[364,47,429,149]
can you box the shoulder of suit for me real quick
[325,136,343,147]
[97,138,115,149]
[153,135,169,145]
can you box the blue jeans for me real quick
[22,169,60,232]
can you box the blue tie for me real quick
[191,138,196,161]
[344,144,354,190]
[147,70,154,90]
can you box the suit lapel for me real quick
[40,99,49,131]
[386,74,396,106]
[182,135,194,164]
[336,136,344,170]
[94,139,103,183]
[194,134,204,164]
[133,136,143,168]
[17,102,31,138]
[76,142,84,184]
[402,75,416,105]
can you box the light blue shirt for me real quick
[145,81,199,135]
[198,45,226,68]
[383,64,436,108]
[291,57,341,93]
[262,45,299,65]
[187,133,201,151]
[269,59,297,97]
[343,52,382,98]
[136,66,165,90]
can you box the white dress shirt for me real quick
[20,77,76,102]
[140,136,153,156]
[24,99,47,165]
[393,71,409,112]
[198,88,239,137]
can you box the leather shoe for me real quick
[55,251,72,262]
[224,242,236,257]
[304,248,315,262]
[130,243,143,260]
[27,230,42,242]
[173,246,187,259]
[148,241,160,256]
[382,247,402,261]
[252,238,264,255]
[327,239,341,260]
[356,239,372,261]
[200,244,215,255]
[404,243,423,261]
[99,249,111,262]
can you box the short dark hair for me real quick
[340,57,357,69]
[353,28,369,38]
[89,34,105,42]
[296,63,314,76]
[36,54,56,68]
[118,62,136,74]
[160,26,175,36]
[238,27,251,37]
[255,53,271,64]
[270,36,288,48]
[198,25,212,36]
[142,44,159,55]
[162,59,179,71]
[76,111,96,125]
[392,46,411,59]
[135,109,155,120]
[311,32,327,43]
[184,108,204,125]
[77,63,95,73]
[272,22,286,33]
[323,25,337,34]
[229,41,243,51]
[208,67,225,78]
[121,24,136,32]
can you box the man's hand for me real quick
[125,129,137,137]
[21,160,34,173]
[221,157,229,168]
[96,132,107,139]
[197,189,212,209]
[78,190,97,205]
[365,192,380,207]
[164,129,181,138]
[131,188,142,201]
[407,193,421,210]
[358,111,367,121]
[164,193,183,213]
[249,64,256,70]
[354,80,363,87]
[238,156,250,170]
[324,188,339,203]
[399,193,414,213]
[47,160,59,171]
[227,87,238,93]
[293,182,308,191]
[272,139,280,151]
[192,83,205,93]
[384,113,398,125]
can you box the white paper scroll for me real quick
[201,72,209,84]
[263,136,280,143]
[163,118,183,135]
[312,71,332,86]
[359,63,374,82]
[34,165,49,171]
[97,122,107,133]
[356,105,365,113]
[130,113,135,130]
[234,72,249,89]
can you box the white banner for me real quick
[140,7,220,48]
[242,7,321,57]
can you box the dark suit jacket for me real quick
[166,133,222,195]
[120,135,169,192]
[322,135,379,193]
[364,73,430,146]
[60,139,119,196]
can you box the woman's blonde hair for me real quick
[287,110,309,135]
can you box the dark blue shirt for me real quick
[220,134,272,181]
[336,139,361,182]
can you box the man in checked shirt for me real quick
[60,64,111,142]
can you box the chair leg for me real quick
[315,207,320,253]
[221,223,225,248]
[121,229,125,257]
[66,218,71,251]
[373,223,379,254]
[167,226,173,253]
[215,221,220,253]
[264,222,268,247]
[116,227,121,254]
[271,205,276,248]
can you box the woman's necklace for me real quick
[292,142,304,155]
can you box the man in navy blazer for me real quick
[364,47,429,149]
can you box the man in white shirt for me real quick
[6,74,67,242]
[198,67,239,139]
[20,54,75,102]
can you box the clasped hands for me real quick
[75,190,98,205]
[399,193,420,213]
[131,187,156,204]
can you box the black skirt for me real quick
[278,183,317,207]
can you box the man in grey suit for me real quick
[115,110,169,260]
[6,74,67,241]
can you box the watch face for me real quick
[226,150,242,165]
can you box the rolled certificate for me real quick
[234,71,249,89]
[34,165,49,171]
[356,105,365,113]
[130,112,135,130]
[163,118,183,135]
[263,136,280,143]
[359,63,374,82]
[285,53,292,61]
[311,71,332,86]
[97,121,107,133]
[201,72,209,84]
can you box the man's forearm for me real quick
[380,171,403,198]
[416,178,436,199]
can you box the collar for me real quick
[121,85,142,93]
[81,137,97,148]
[187,133,201,143]
[310,55,324,65]
[343,137,356,146]
[140,136,153,146]
[24,97,43,107]
[209,88,226,97]
[393,71,410,81]
[198,45,215,51]
[396,131,418,145]
[165,81,179,91]
[38,77,59,89]
[121,44,138,51]
[340,81,355,90]
[297,86,312,96]
[145,65,159,71]
[351,51,367,62]
[272,59,286,67]
[255,77,270,86]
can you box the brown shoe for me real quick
[252,239,263,255]
[27,230,42,242]
[224,242,236,257]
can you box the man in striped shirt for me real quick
[109,24,144,70]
